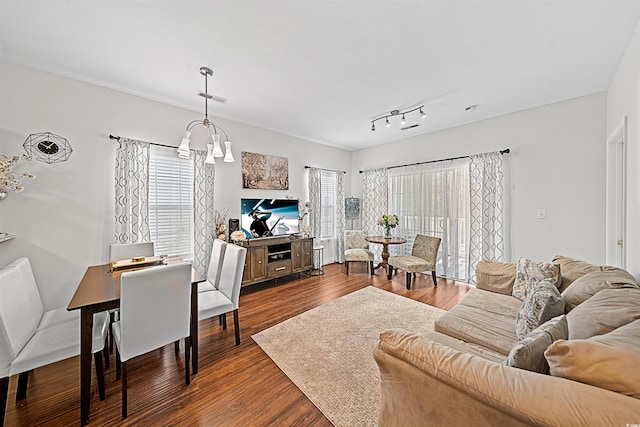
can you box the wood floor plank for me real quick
[3,263,471,426]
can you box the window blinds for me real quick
[148,145,194,259]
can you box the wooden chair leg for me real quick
[1,376,9,427]
[116,349,121,380]
[233,309,241,346]
[405,272,412,290]
[109,311,115,354]
[432,270,438,287]
[387,265,393,280]
[345,261,350,275]
[94,352,105,401]
[16,371,29,402]
[103,336,110,369]
[369,261,374,276]
[174,340,180,356]
[218,314,224,326]
[222,313,227,330]
[184,336,191,386]
[121,361,127,419]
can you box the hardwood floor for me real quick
[4,263,471,426]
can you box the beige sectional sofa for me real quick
[374,256,640,426]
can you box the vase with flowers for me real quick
[378,214,399,239]
[0,154,35,199]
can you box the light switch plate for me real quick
[536,209,546,219]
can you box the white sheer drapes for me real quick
[388,159,470,281]
[114,138,151,244]
[193,150,215,276]
[362,168,388,263]
[469,151,505,283]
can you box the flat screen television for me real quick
[240,198,300,239]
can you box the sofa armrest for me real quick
[475,260,516,295]
[374,329,640,427]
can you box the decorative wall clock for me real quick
[23,132,72,164]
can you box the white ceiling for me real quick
[2,1,640,151]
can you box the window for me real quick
[388,159,470,281]
[148,145,194,259]
[320,170,337,239]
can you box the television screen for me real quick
[240,198,300,239]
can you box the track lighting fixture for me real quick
[371,105,425,131]
[179,66,234,163]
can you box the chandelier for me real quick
[371,105,426,131]
[177,66,234,163]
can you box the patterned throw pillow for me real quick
[515,278,565,340]
[504,315,568,374]
[513,258,561,301]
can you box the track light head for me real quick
[371,123,375,132]
[385,118,390,128]
[401,114,406,125]
[420,108,426,119]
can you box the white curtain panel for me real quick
[362,168,388,263]
[388,159,470,281]
[469,151,505,284]
[308,167,322,244]
[336,171,346,263]
[114,138,151,244]
[193,150,215,276]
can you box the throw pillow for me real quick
[552,255,601,293]
[475,260,517,295]
[566,288,640,339]
[545,339,640,399]
[561,270,638,312]
[512,258,560,301]
[503,315,568,374]
[515,278,565,340]
[588,319,640,352]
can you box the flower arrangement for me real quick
[230,230,246,243]
[213,207,230,240]
[0,154,35,194]
[378,214,399,238]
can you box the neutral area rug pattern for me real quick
[252,286,445,427]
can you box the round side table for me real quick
[311,245,325,276]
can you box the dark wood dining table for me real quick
[67,257,205,425]
[365,236,407,274]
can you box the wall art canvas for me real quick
[241,151,289,189]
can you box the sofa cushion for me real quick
[561,270,638,312]
[422,331,507,363]
[552,255,604,293]
[545,338,640,399]
[475,260,517,295]
[515,279,565,340]
[503,315,567,374]
[434,289,520,355]
[566,288,640,339]
[513,258,560,301]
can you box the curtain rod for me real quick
[358,148,510,173]
[109,134,178,150]
[304,165,346,174]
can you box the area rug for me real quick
[251,286,445,426]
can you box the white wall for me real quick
[607,20,640,279]
[0,61,351,309]
[351,93,608,264]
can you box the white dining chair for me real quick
[112,262,192,419]
[198,244,247,346]
[198,239,227,293]
[107,242,155,351]
[109,242,155,262]
[0,258,109,425]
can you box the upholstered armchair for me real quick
[344,230,374,275]
[387,234,441,289]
